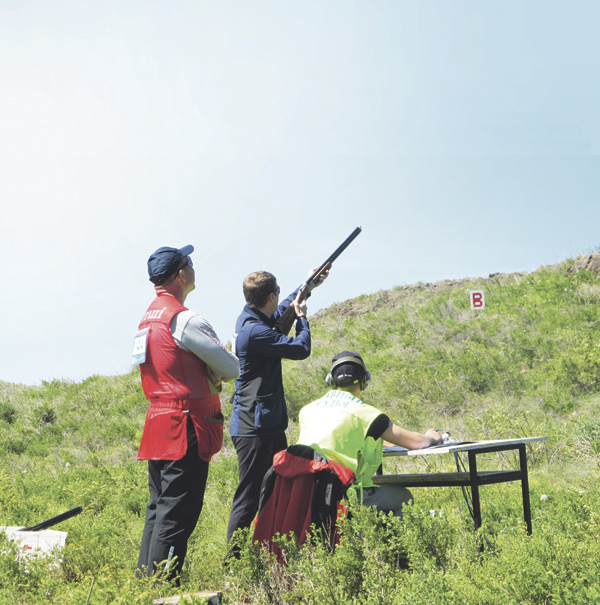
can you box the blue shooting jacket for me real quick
[229,289,311,437]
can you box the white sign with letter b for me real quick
[470,291,485,310]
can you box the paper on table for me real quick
[383,441,475,453]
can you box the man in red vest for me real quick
[134,244,239,584]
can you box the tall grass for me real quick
[1,255,600,603]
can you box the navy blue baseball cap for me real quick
[147,245,194,284]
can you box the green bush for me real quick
[0,401,17,425]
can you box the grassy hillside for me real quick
[1,254,600,603]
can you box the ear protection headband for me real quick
[325,355,371,390]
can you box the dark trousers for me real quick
[137,416,209,584]
[226,432,287,545]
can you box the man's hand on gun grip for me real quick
[292,297,308,319]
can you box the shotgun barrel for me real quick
[18,506,83,532]
[274,227,362,335]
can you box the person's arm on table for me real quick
[382,424,442,450]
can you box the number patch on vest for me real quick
[131,328,150,365]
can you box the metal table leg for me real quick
[468,450,482,531]
[518,444,533,535]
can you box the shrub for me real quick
[0,401,17,425]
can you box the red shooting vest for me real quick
[137,294,223,462]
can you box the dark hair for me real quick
[243,271,277,308]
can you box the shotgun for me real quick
[274,226,362,335]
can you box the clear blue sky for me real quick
[1,0,599,385]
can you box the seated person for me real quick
[296,351,442,516]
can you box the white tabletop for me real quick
[383,436,547,457]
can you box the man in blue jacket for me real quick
[227,269,326,550]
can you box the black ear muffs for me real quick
[359,370,371,391]
[326,356,371,390]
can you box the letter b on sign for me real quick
[470,291,485,310]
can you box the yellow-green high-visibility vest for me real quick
[297,390,384,492]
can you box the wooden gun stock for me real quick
[273,285,310,336]
[274,227,362,335]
